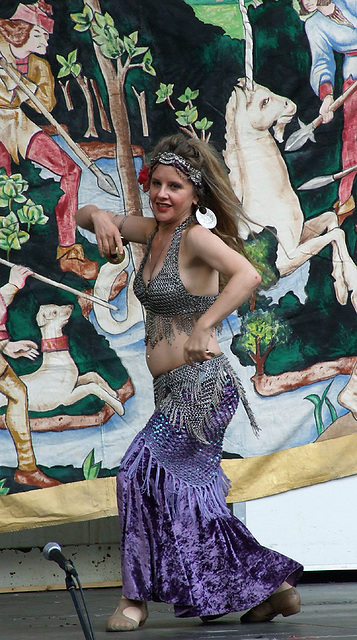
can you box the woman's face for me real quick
[149,164,198,226]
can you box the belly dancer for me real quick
[76,133,303,631]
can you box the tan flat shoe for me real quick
[106,597,148,632]
[240,586,301,624]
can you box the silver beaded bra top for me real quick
[133,216,219,348]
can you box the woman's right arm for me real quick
[75,205,155,258]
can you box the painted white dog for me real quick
[0,304,124,415]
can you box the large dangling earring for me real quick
[195,205,217,229]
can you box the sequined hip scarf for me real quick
[153,354,259,442]
[151,354,235,442]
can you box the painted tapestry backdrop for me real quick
[0,0,356,533]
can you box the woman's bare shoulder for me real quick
[184,222,225,251]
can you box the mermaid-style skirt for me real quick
[117,355,303,618]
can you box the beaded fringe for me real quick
[126,443,232,521]
[153,355,235,443]
[145,310,222,348]
[153,354,259,442]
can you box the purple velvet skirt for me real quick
[117,356,303,618]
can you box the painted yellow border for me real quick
[222,433,357,503]
[1,434,357,533]
[0,477,118,534]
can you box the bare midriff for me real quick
[145,326,221,378]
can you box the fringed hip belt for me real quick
[152,353,258,443]
[121,354,258,514]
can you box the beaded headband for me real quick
[150,152,202,187]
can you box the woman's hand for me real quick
[76,204,155,251]
[91,209,124,260]
[183,326,214,365]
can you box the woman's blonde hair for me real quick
[149,134,249,264]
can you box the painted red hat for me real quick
[11,1,54,34]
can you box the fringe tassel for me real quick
[145,311,222,348]
[154,356,235,443]
[235,376,261,436]
[153,354,259,442]
[127,442,231,521]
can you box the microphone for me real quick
[43,542,77,576]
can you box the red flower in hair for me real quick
[138,165,150,192]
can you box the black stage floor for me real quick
[1,582,356,639]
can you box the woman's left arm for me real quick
[184,226,261,363]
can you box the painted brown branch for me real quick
[132,86,149,137]
[90,77,111,132]
[251,356,357,397]
[179,126,196,138]
[249,337,273,376]
[188,123,198,138]
[250,289,257,311]
[59,79,73,110]
[166,96,175,110]
[76,73,98,138]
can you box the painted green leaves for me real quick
[176,88,199,126]
[70,8,155,75]
[92,12,125,59]
[70,3,92,32]
[0,213,29,257]
[155,84,213,139]
[57,50,81,79]
[142,50,156,76]
[0,171,48,258]
[156,83,175,104]
[0,172,28,207]
[17,200,48,232]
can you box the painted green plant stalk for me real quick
[304,381,337,436]
[83,449,102,480]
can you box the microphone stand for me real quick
[64,562,96,640]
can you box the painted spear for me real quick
[0,53,120,197]
[298,163,357,191]
[285,79,357,152]
[0,257,118,311]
